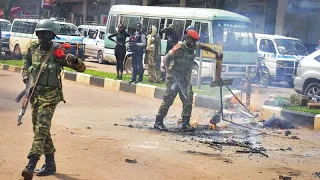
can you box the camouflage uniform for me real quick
[157,42,196,117]
[22,42,86,158]
[146,26,161,83]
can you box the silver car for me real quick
[294,49,320,102]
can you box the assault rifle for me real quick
[171,75,191,103]
[15,77,32,126]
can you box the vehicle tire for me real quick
[5,51,10,55]
[97,51,104,64]
[125,56,133,75]
[287,80,294,88]
[259,68,271,88]
[13,45,21,55]
[191,65,199,86]
[304,82,320,102]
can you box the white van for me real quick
[255,33,308,87]
[78,25,111,64]
[0,19,11,54]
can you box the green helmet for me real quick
[35,19,60,35]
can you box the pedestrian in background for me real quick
[146,25,162,83]
[160,24,179,54]
[129,23,146,84]
[108,23,131,80]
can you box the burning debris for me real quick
[263,115,295,129]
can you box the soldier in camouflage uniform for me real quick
[146,25,161,83]
[154,29,223,132]
[21,19,86,180]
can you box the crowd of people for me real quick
[108,22,190,84]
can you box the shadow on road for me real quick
[54,173,83,180]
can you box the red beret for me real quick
[187,29,200,40]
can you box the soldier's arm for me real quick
[55,54,86,72]
[196,44,223,59]
[22,48,32,77]
[163,52,174,73]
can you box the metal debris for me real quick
[125,159,137,164]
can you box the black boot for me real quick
[182,116,195,132]
[22,155,39,180]
[154,115,168,132]
[36,154,56,176]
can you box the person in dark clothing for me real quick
[129,23,147,84]
[108,24,130,80]
[160,24,179,54]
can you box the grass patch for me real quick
[0,60,24,67]
[1,60,234,98]
[285,106,320,115]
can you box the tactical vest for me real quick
[169,43,196,84]
[28,45,62,87]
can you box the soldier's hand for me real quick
[65,54,78,64]
[23,76,29,84]
[217,53,223,59]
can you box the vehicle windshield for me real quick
[275,39,308,56]
[0,21,11,31]
[57,23,80,36]
[212,20,256,52]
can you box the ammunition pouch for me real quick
[28,62,61,87]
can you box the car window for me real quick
[259,39,276,53]
[108,15,118,34]
[315,55,320,62]
[99,31,105,40]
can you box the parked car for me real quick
[255,33,308,87]
[0,19,11,55]
[294,49,320,102]
[78,24,116,64]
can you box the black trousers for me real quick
[115,44,126,72]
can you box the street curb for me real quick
[136,83,156,99]
[76,73,91,85]
[90,76,105,87]
[1,64,241,111]
[315,115,320,131]
[104,78,121,91]
[261,105,317,128]
[120,81,136,94]
[63,71,77,81]
[194,95,220,110]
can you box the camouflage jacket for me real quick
[167,42,196,86]
[22,42,86,103]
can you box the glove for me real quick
[65,54,78,64]
[23,76,29,84]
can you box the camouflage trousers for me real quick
[157,80,193,117]
[27,86,63,158]
[148,57,161,83]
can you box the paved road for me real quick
[1,70,318,180]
